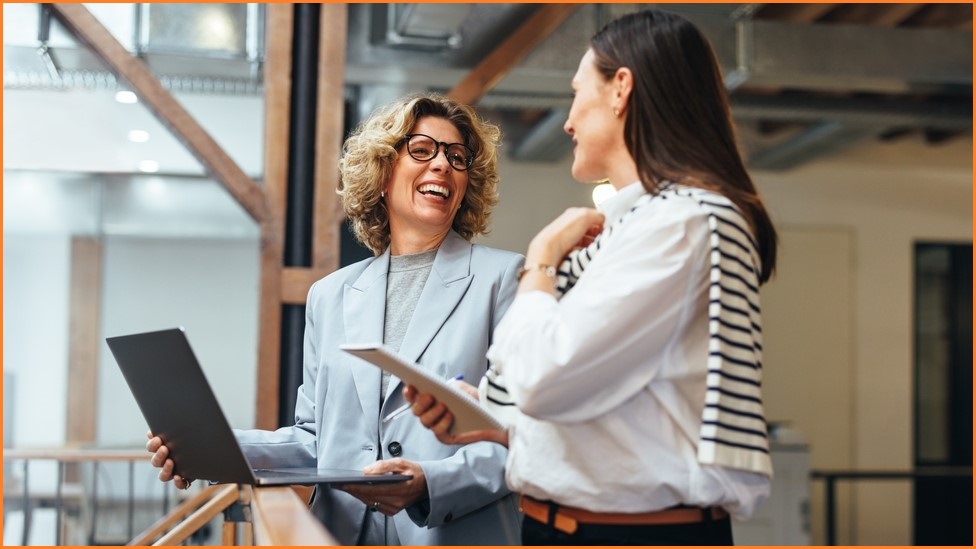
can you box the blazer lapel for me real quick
[344,253,389,425]
[392,232,473,398]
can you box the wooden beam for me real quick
[48,4,269,223]
[448,4,579,105]
[281,267,332,305]
[65,237,101,447]
[756,4,840,23]
[255,3,294,429]
[312,3,348,273]
[821,4,925,26]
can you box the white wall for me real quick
[3,235,73,493]
[3,235,71,448]
[480,154,593,254]
[98,236,261,448]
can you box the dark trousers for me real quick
[521,513,735,546]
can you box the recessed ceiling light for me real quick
[138,160,160,173]
[128,130,150,143]
[115,91,138,104]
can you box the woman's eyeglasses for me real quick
[400,134,475,171]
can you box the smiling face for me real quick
[385,115,469,254]
[564,49,636,188]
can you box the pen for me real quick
[382,374,463,423]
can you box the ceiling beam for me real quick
[820,4,925,26]
[906,3,973,29]
[48,3,269,223]
[447,4,579,105]
[755,3,840,22]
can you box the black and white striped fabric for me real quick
[554,192,654,297]
[671,186,771,476]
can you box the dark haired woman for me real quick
[407,10,778,546]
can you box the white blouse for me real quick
[486,182,771,520]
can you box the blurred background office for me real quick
[2,3,971,546]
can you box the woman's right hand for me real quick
[403,385,509,447]
[526,206,605,266]
[146,431,194,490]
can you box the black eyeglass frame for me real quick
[399,133,476,171]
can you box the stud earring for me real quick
[613,108,621,117]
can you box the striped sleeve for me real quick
[679,188,773,477]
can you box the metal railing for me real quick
[2,447,177,545]
[810,466,973,545]
[3,447,337,546]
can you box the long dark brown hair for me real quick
[590,10,778,282]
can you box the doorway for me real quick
[913,242,972,545]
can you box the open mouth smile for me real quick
[418,183,450,199]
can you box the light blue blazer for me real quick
[237,231,524,545]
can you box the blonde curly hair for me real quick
[337,93,502,255]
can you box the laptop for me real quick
[106,327,411,487]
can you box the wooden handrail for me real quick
[126,484,231,546]
[251,487,338,545]
[3,447,148,462]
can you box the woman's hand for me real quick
[146,430,194,490]
[338,458,428,516]
[403,385,509,447]
[526,207,605,267]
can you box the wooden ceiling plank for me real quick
[448,4,579,105]
[756,3,840,23]
[49,3,269,223]
[822,4,925,26]
[870,4,927,26]
[905,3,974,29]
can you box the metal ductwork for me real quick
[2,3,264,92]
[372,4,470,50]
[714,19,972,94]
[730,93,972,130]
[509,108,571,162]
[3,3,972,170]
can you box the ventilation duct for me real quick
[510,108,571,162]
[2,3,264,89]
[372,4,470,50]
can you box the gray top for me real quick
[362,248,436,545]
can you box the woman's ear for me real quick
[613,67,634,114]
